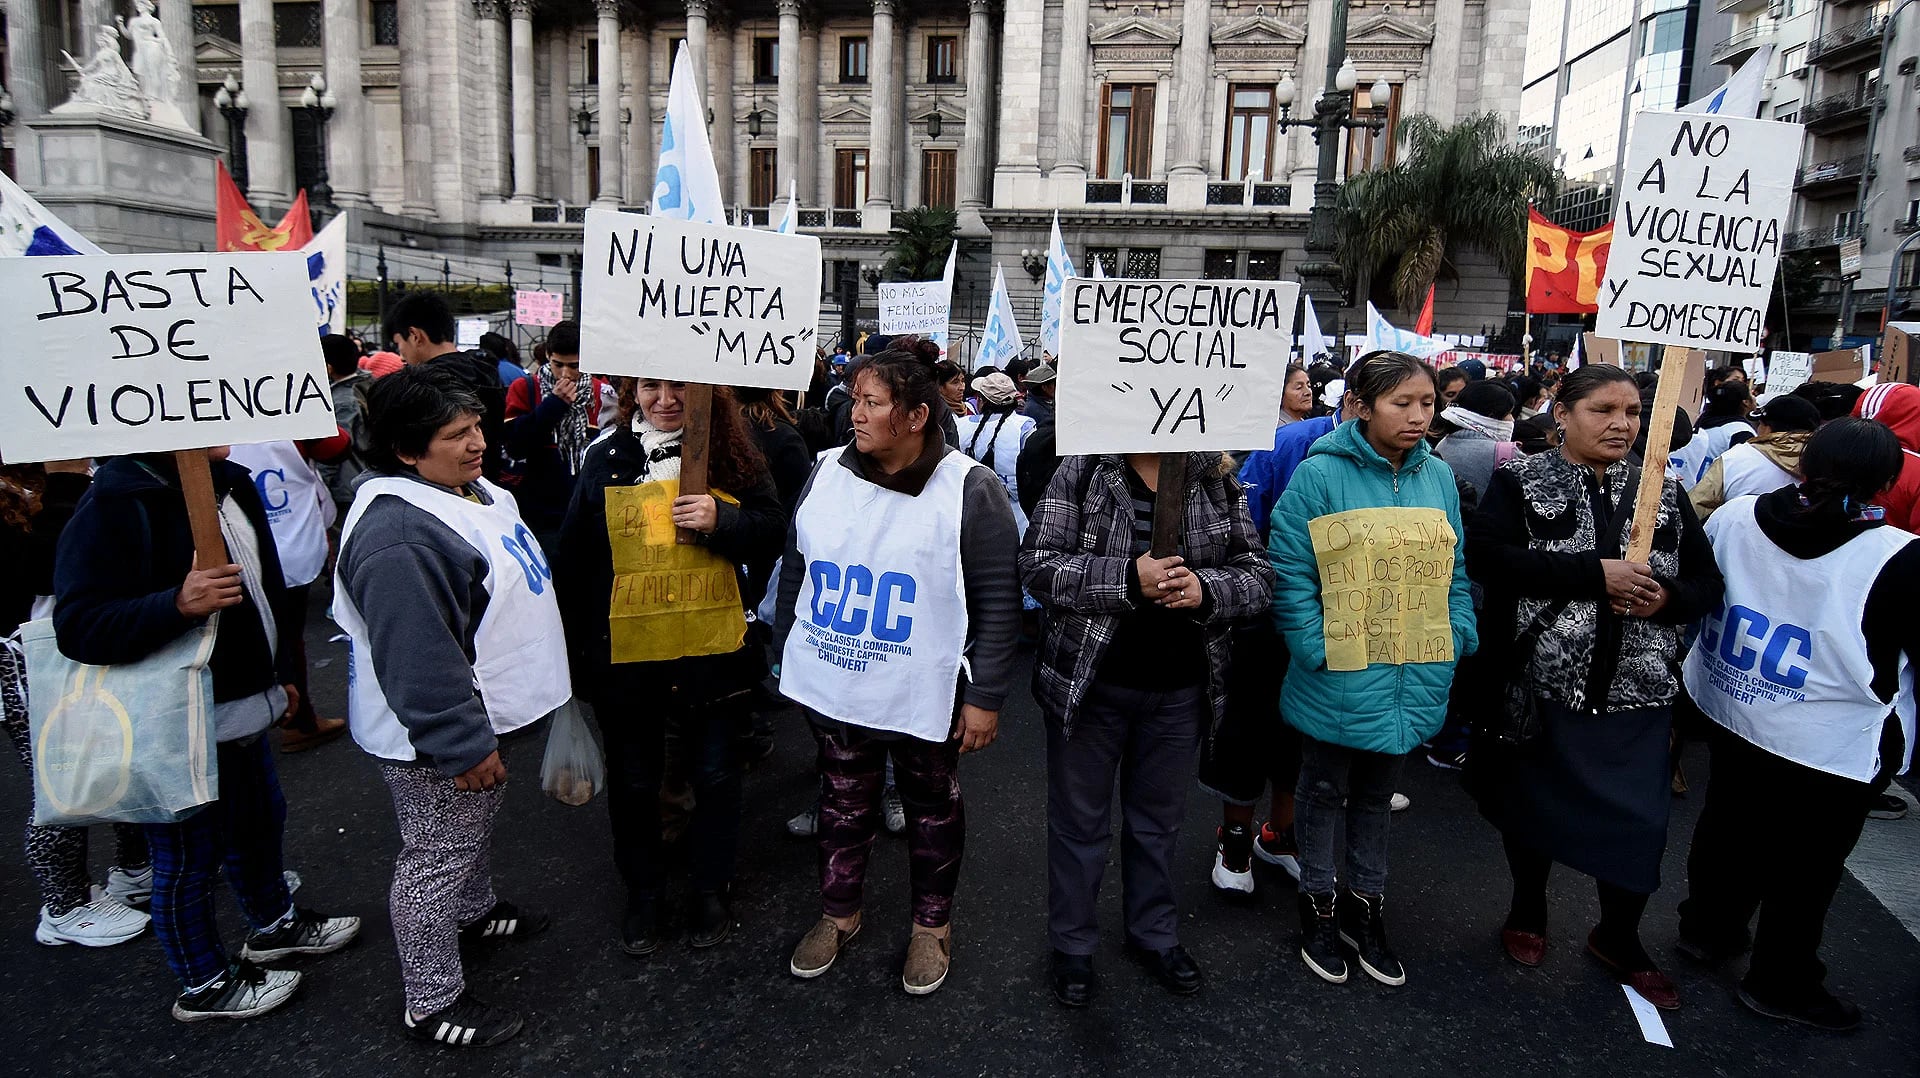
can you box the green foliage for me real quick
[882,206,960,282]
[346,280,512,318]
[1336,113,1561,314]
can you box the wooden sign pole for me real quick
[676,383,715,545]
[1148,452,1188,559]
[1624,345,1702,562]
[173,449,230,568]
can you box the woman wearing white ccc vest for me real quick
[336,366,571,1050]
[1678,419,1920,1033]
[773,339,1023,996]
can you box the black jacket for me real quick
[746,415,813,607]
[53,455,296,704]
[2,471,91,638]
[553,426,786,704]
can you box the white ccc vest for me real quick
[781,448,980,741]
[1671,422,1754,489]
[1717,442,1797,503]
[1684,496,1917,782]
[957,412,1035,535]
[228,440,333,588]
[334,476,572,764]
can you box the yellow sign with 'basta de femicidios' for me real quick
[604,479,747,664]
[1308,506,1457,672]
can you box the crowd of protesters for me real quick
[5,291,1915,1047]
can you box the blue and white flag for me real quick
[1366,302,1451,360]
[0,173,107,257]
[777,181,798,234]
[652,43,725,224]
[1681,45,1773,118]
[303,213,348,336]
[976,263,1023,372]
[1300,293,1332,364]
[1039,211,1076,358]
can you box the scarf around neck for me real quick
[540,365,595,475]
[631,419,684,481]
[1441,405,1515,442]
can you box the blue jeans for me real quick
[1293,734,1406,896]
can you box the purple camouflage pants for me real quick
[811,718,964,928]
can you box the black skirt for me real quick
[1471,700,1674,894]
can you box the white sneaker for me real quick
[785,808,818,837]
[171,962,301,1022]
[1210,848,1255,895]
[1390,792,1411,813]
[883,787,906,835]
[36,901,150,947]
[107,864,153,907]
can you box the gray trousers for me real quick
[382,764,504,1015]
[1045,682,1204,955]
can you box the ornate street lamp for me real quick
[1019,247,1047,282]
[299,74,338,211]
[214,74,251,194]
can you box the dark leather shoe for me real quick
[688,892,733,949]
[621,901,657,957]
[1502,928,1546,967]
[1130,943,1203,996]
[1587,930,1680,1011]
[1051,951,1095,1008]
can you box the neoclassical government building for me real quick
[2,0,1529,334]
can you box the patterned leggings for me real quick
[811,720,964,929]
[0,646,148,916]
[382,764,504,1015]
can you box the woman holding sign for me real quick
[555,378,784,957]
[1467,364,1722,1011]
[1268,351,1476,990]
[773,341,1022,996]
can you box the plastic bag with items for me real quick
[539,697,605,806]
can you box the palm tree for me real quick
[882,206,960,281]
[1336,112,1560,315]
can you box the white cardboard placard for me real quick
[1767,350,1812,393]
[579,206,821,390]
[878,280,951,338]
[456,317,489,348]
[1056,277,1298,456]
[1595,112,1803,355]
[0,252,336,463]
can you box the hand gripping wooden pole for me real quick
[173,449,230,568]
[1148,453,1188,559]
[1624,346,1704,562]
[676,383,715,545]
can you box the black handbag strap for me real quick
[1510,465,1642,671]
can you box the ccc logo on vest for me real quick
[1699,603,1812,689]
[808,561,915,643]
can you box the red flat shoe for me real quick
[1502,928,1546,967]
[1586,930,1681,1010]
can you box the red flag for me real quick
[216,160,315,252]
[1414,284,1435,336]
[1526,207,1611,314]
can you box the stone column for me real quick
[509,0,537,201]
[161,0,199,131]
[685,0,710,107]
[709,19,734,207]
[628,29,654,208]
[238,0,291,205]
[865,0,897,214]
[799,24,821,204]
[1170,0,1211,176]
[992,0,1044,205]
[5,0,49,118]
[1052,0,1088,178]
[595,0,624,203]
[398,0,437,215]
[777,0,802,197]
[322,0,368,204]
[475,0,511,199]
[1289,0,1332,209]
[961,0,995,208]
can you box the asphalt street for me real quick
[5,582,1919,1078]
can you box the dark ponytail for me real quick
[1798,417,1903,513]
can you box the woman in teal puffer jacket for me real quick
[1268,350,1477,990]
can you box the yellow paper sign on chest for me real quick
[1308,506,1456,672]
[604,479,747,664]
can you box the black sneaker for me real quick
[1337,888,1406,986]
[240,906,362,962]
[621,899,657,957]
[170,960,301,1022]
[1297,892,1348,984]
[404,992,524,1048]
[460,900,550,945]
[688,891,733,949]
[1737,982,1863,1032]
[1869,793,1908,820]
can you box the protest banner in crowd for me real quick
[878,244,956,347]
[1310,508,1458,671]
[603,481,747,663]
[1767,350,1812,393]
[457,317,488,348]
[578,206,821,392]
[1054,277,1298,457]
[515,289,565,327]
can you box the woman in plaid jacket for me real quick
[1020,451,1274,1008]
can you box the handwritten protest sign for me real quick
[604,479,747,663]
[1055,277,1298,456]
[456,317,488,348]
[1308,506,1458,672]
[515,289,564,327]
[0,252,335,463]
[579,206,820,390]
[1766,350,1812,393]
[878,280,951,338]
[1595,112,1803,354]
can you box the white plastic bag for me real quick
[539,698,604,806]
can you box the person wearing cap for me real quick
[1690,395,1823,521]
[1015,364,1063,522]
[1021,363,1058,429]
[958,372,1038,535]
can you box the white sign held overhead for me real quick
[1055,277,1299,456]
[0,252,336,463]
[579,206,821,390]
[1765,350,1812,393]
[456,317,489,348]
[1594,112,1803,355]
[877,244,956,345]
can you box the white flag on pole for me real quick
[1091,256,1107,281]
[777,181,798,234]
[302,213,349,336]
[977,263,1023,372]
[0,173,107,256]
[1300,294,1332,364]
[1680,45,1774,118]
[933,243,957,350]
[1567,333,1585,370]
[1040,211,1077,358]
[1366,302,1452,360]
[652,43,726,224]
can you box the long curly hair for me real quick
[0,463,46,532]
[614,380,770,494]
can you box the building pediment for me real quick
[194,35,243,66]
[1212,15,1307,47]
[1345,12,1436,46]
[820,101,871,124]
[1089,16,1182,46]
